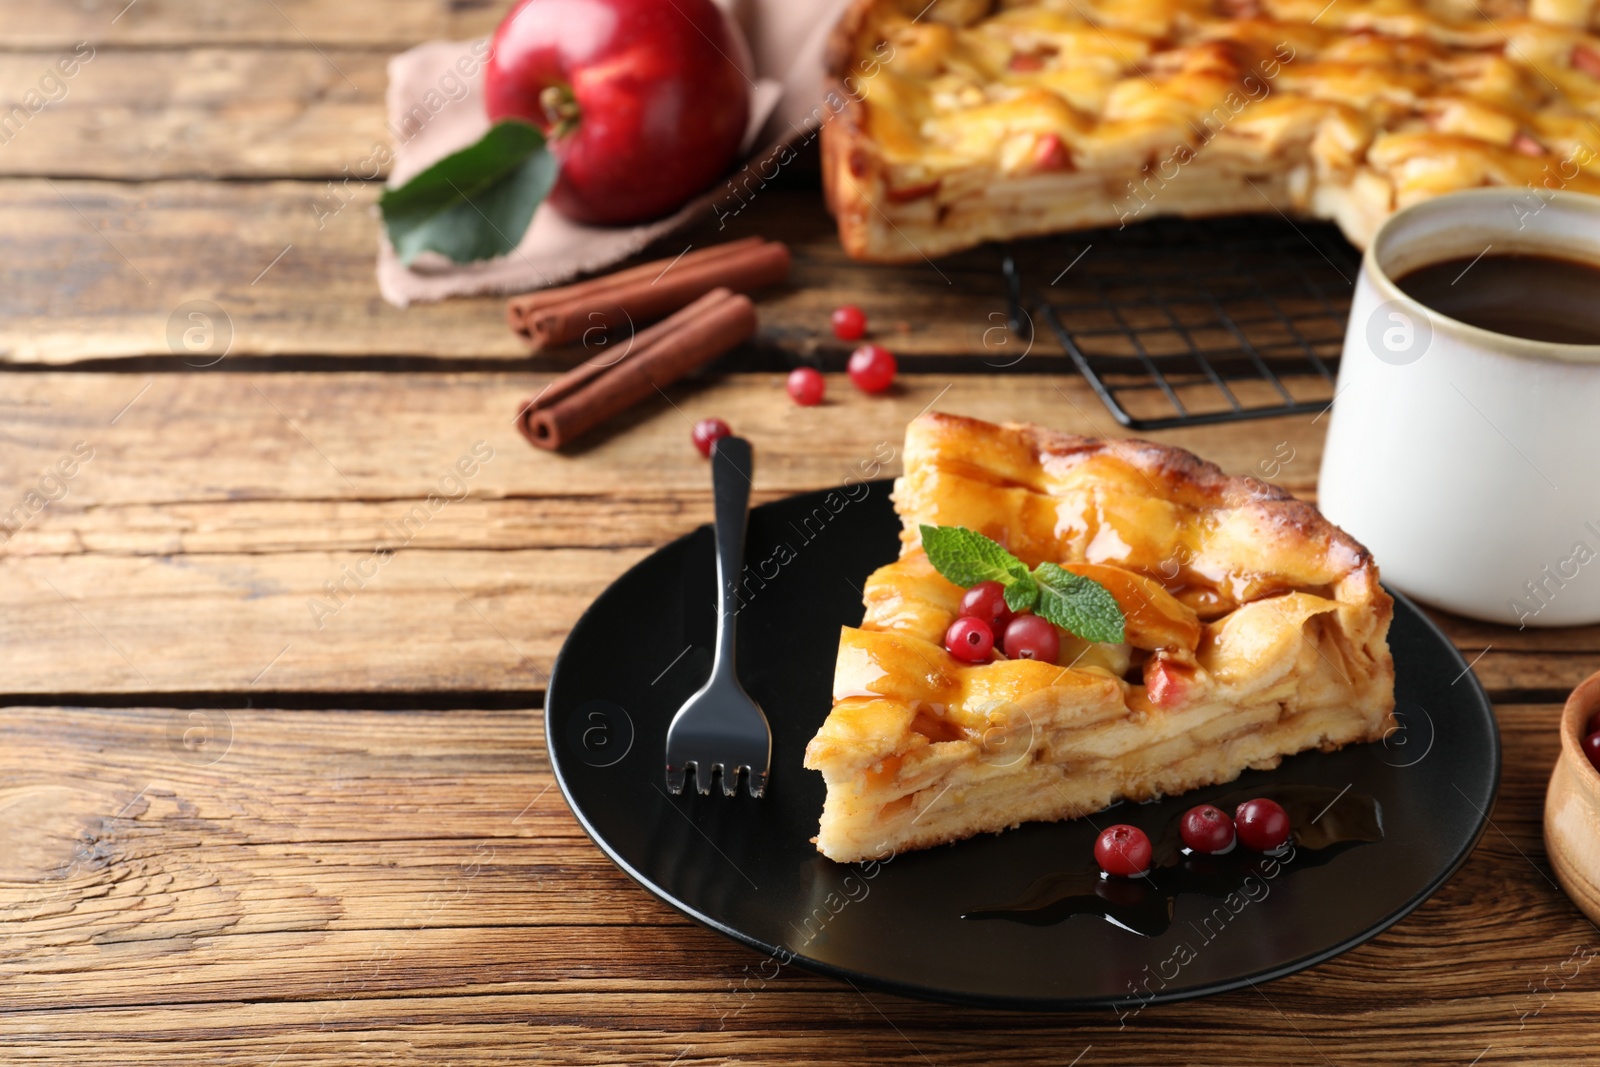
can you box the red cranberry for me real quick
[1180,804,1236,854]
[1583,731,1600,774]
[786,366,825,406]
[831,304,867,341]
[944,616,994,663]
[958,580,1013,631]
[691,418,730,458]
[1033,132,1069,171]
[1095,824,1152,877]
[1587,708,1600,737]
[1234,798,1292,852]
[1002,614,1059,662]
[847,344,897,394]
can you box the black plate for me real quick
[546,480,1499,1011]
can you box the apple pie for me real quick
[802,413,1395,862]
[821,0,1600,260]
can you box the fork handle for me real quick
[710,436,753,679]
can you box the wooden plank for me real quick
[0,546,1582,694]
[0,370,1581,693]
[0,703,1591,1064]
[0,180,517,363]
[0,372,1322,511]
[0,370,1329,693]
[0,546,630,691]
[3,996,1599,1066]
[0,172,1348,370]
[0,180,1078,365]
[0,4,1577,1062]
[0,1,501,49]
[0,49,392,180]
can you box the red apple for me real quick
[484,0,752,226]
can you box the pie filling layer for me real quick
[803,412,1395,862]
[823,0,1600,258]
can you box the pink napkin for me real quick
[376,0,853,307]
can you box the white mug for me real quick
[1318,189,1600,627]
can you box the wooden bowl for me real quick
[1545,671,1600,925]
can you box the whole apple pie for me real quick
[803,413,1395,862]
[821,0,1600,260]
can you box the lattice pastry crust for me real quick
[803,413,1396,862]
[822,0,1600,259]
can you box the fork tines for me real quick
[666,761,767,798]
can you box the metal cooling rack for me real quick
[1004,214,1360,431]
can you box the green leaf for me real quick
[379,121,557,266]
[919,524,1037,607]
[1002,577,1038,613]
[1032,563,1125,644]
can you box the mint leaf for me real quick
[919,524,1038,609]
[919,523,1128,646]
[380,121,557,266]
[1032,563,1125,644]
[1002,576,1038,613]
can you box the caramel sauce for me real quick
[962,784,1382,936]
[909,709,963,743]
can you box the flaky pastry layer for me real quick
[822,0,1600,259]
[803,412,1395,862]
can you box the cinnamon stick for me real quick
[510,240,789,351]
[517,287,757,450]
[515,288,732,419]
[505,237,764,337]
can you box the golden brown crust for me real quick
[820,0,882,255]
[898,411,1388,617]
[1046,416,1370,570]
[822,0,879,94]
[804,411,1396,862]
[821,0,1600,260]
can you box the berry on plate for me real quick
[1095,824,1152,877]
[1234,798,1292,851]
[1179,804,1236,854]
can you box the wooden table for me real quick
[2,4,1596,1063]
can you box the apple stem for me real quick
[539,85,580,137]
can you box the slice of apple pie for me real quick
[822,0,1600,260]
[803,412,1394,862]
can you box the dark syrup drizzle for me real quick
[962,785,1382,936]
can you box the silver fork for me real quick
[664,435,772,798]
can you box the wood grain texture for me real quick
[0,179,518,363]
[0,370,1584,695]
[0,368,1583,695]
[3,369,1568,695]
[0,1,501,48]
[1546,678,1600,926]
[0,179,1121,365]
[0,12,1589,1061]
[0,372,1324,507]
[0,703,1591,1065]
[0,48,392,179]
